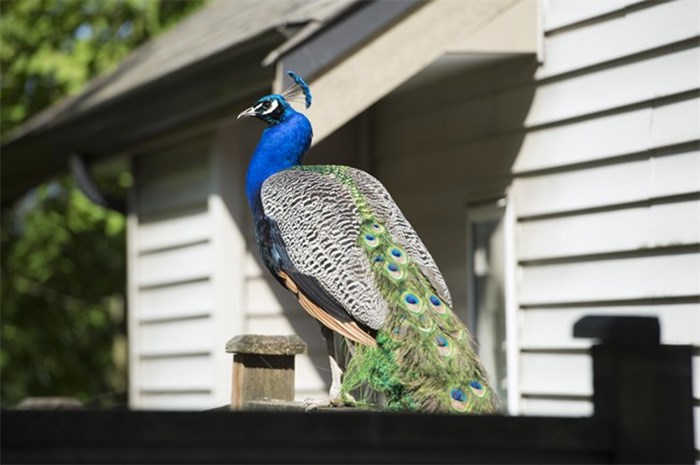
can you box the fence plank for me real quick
[2,410,614,464]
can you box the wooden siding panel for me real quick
[538,0,700,78]
[138,356,213,391]
[293,353,332,398]
[378,56,537,118]
[245,250,265,279]
[138,279,213,322]
[517,200,700,260]
[520,303,700,350]
[245,276,298,316]
[130,135,218,410]
[376,134,521,203]
[520,352,592,396]
[138,206,210,252]
[695,357,700,399]
[515,107,652,173]
[138,167,211,216]
[246,314,325,352]
[377,94,497,156]
[650,149,700,198]
[137,134,212,181]
[524,46,700,128]
[513,150,700,217]
[695,408,700,451]
[519,253,700,305]
[516,90,700,172]
[385,45,699,142]
[137,393,215,410]
[137,138,212,217]
[651,96,700,148]
[138,242,211,288]
[543,0,643,32]
[520,397,594,416]
[139,316,213,356]
[521,353,698,404]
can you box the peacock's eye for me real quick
[259,101,271,111]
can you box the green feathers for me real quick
[293,165,499,414]
[342,218,500,414]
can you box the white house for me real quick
[3,0,698,449]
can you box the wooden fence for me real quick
[2,316,695,464]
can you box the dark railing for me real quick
[2,316,695,464]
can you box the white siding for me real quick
[513,1,700,452]
[513,149,700,217]
[538,0,700,78]
[520,303,700,349]
[128,127,252,410]
[372,0,699,442]
[543,0,644,32]
[517,200,700,260]
[125,0,699,428]
[519,253,700,305]
[128,135,219,409]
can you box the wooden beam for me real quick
[284,0,535,144]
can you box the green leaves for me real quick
[1,179,128,406]
[0,0,207,140]
[0,0,207,407]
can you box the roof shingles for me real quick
[8,0,354,142]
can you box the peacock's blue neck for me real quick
[245,111,313,214]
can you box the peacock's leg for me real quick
[304,324,346,410]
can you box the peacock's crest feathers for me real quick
[281,71,312,109]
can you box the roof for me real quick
[2,0,437,204]
[1,0,356,201]
[6,0,355,144]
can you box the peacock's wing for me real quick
[343,167,453,307]
[260,165,390,345]
[262,165,498,414]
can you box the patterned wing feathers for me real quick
[344,168,453,307]
[278,271,377,347]
[261,168,389,330]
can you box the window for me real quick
[466,199,517,412]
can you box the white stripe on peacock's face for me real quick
[257,98,279,115]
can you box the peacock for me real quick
[238,72,499,414]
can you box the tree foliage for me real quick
[1,181,128,405]
[1,0,206,407]
[1,0,206,138]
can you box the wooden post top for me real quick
[226,334,307,356]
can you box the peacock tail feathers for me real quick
[260,164,499,414]
[326,176,499,414]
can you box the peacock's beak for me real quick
[237,106,257,119]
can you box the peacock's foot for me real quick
[303,392,357,411]
[303,396,337,411]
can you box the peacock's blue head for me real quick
[237,71,312,126]
[238,94,292,125]
[241,72,314,208]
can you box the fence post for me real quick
[226,334,306,409]
[574,316,694,464]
